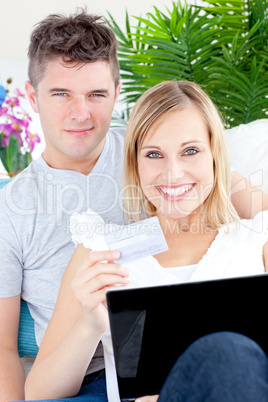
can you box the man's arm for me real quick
[231,170,268,219]
[264,242,268,272]
[0,295,25,402]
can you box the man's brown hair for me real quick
[28,8,120,89]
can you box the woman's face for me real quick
[137,105,214,220]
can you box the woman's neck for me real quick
[154,210,218,268]
[156,208,211,237]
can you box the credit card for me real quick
[104,216,168,265]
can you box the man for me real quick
[0,10,123,401]
[0,8,267,402]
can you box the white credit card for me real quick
[104,216,168,265]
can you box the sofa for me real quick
[225,119,268,193]
[0,118,267,376]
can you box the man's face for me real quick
[26,58,121,172]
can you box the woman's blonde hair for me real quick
[123,80,239,229]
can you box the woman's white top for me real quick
[70,209,268,401]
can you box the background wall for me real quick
[0,0,178,166]
[1,0,173,61]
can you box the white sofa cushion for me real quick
[225,119,268,193]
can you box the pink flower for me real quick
[0,82,40,175]
[0,121,23,147]
[12,115,30,130]
[0,123,12,146]
[14,88,25,98]
[0,106,8,116]
[19,109,32,122]
[25,131,41,152]
[5,97,20,108]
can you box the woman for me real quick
[25,81,268,401]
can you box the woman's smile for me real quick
[156,184,196,200]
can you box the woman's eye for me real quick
[146,152,162,158]
[183,148,198,156]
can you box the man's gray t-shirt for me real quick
[0,127,125,373]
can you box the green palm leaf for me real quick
[107,0,268,128]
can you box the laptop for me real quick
[106,273,268,401]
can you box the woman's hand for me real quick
[71,250,130,334]
[136,395,159,402]
[25,248,130,400]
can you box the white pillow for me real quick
[225,119,268,193]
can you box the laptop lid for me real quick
[106,273,268,401]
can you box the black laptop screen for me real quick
[107,274,267,400]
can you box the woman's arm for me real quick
[25,246,129,400]
[231,171,268,219]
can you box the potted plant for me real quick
[108,0,268,128]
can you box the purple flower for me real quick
[5,97,20,108]
[0,123,13,136]
[0,121,23,146]
[0,82,40,175]
[25,131,41,152]
[14,88,25,98]
[20,109,32,122]
[0,106,8,116]
[0,123,12,146]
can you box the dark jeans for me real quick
[22,370,108,402]
[76,369,107,401]
[158,332,268,402]
[22,332,268,402]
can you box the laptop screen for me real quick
[107,274,268,400]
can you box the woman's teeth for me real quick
[159,185,193,196]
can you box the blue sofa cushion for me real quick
[0,178,11,189]
[0,178,38,357]
[18,300,39,357]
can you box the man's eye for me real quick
[53,93,67,97]
[146,152,162,158]
[183,148,198,156]
[91,93,105,98]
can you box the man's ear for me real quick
[114,81,122,105]
[25,81,39,113]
